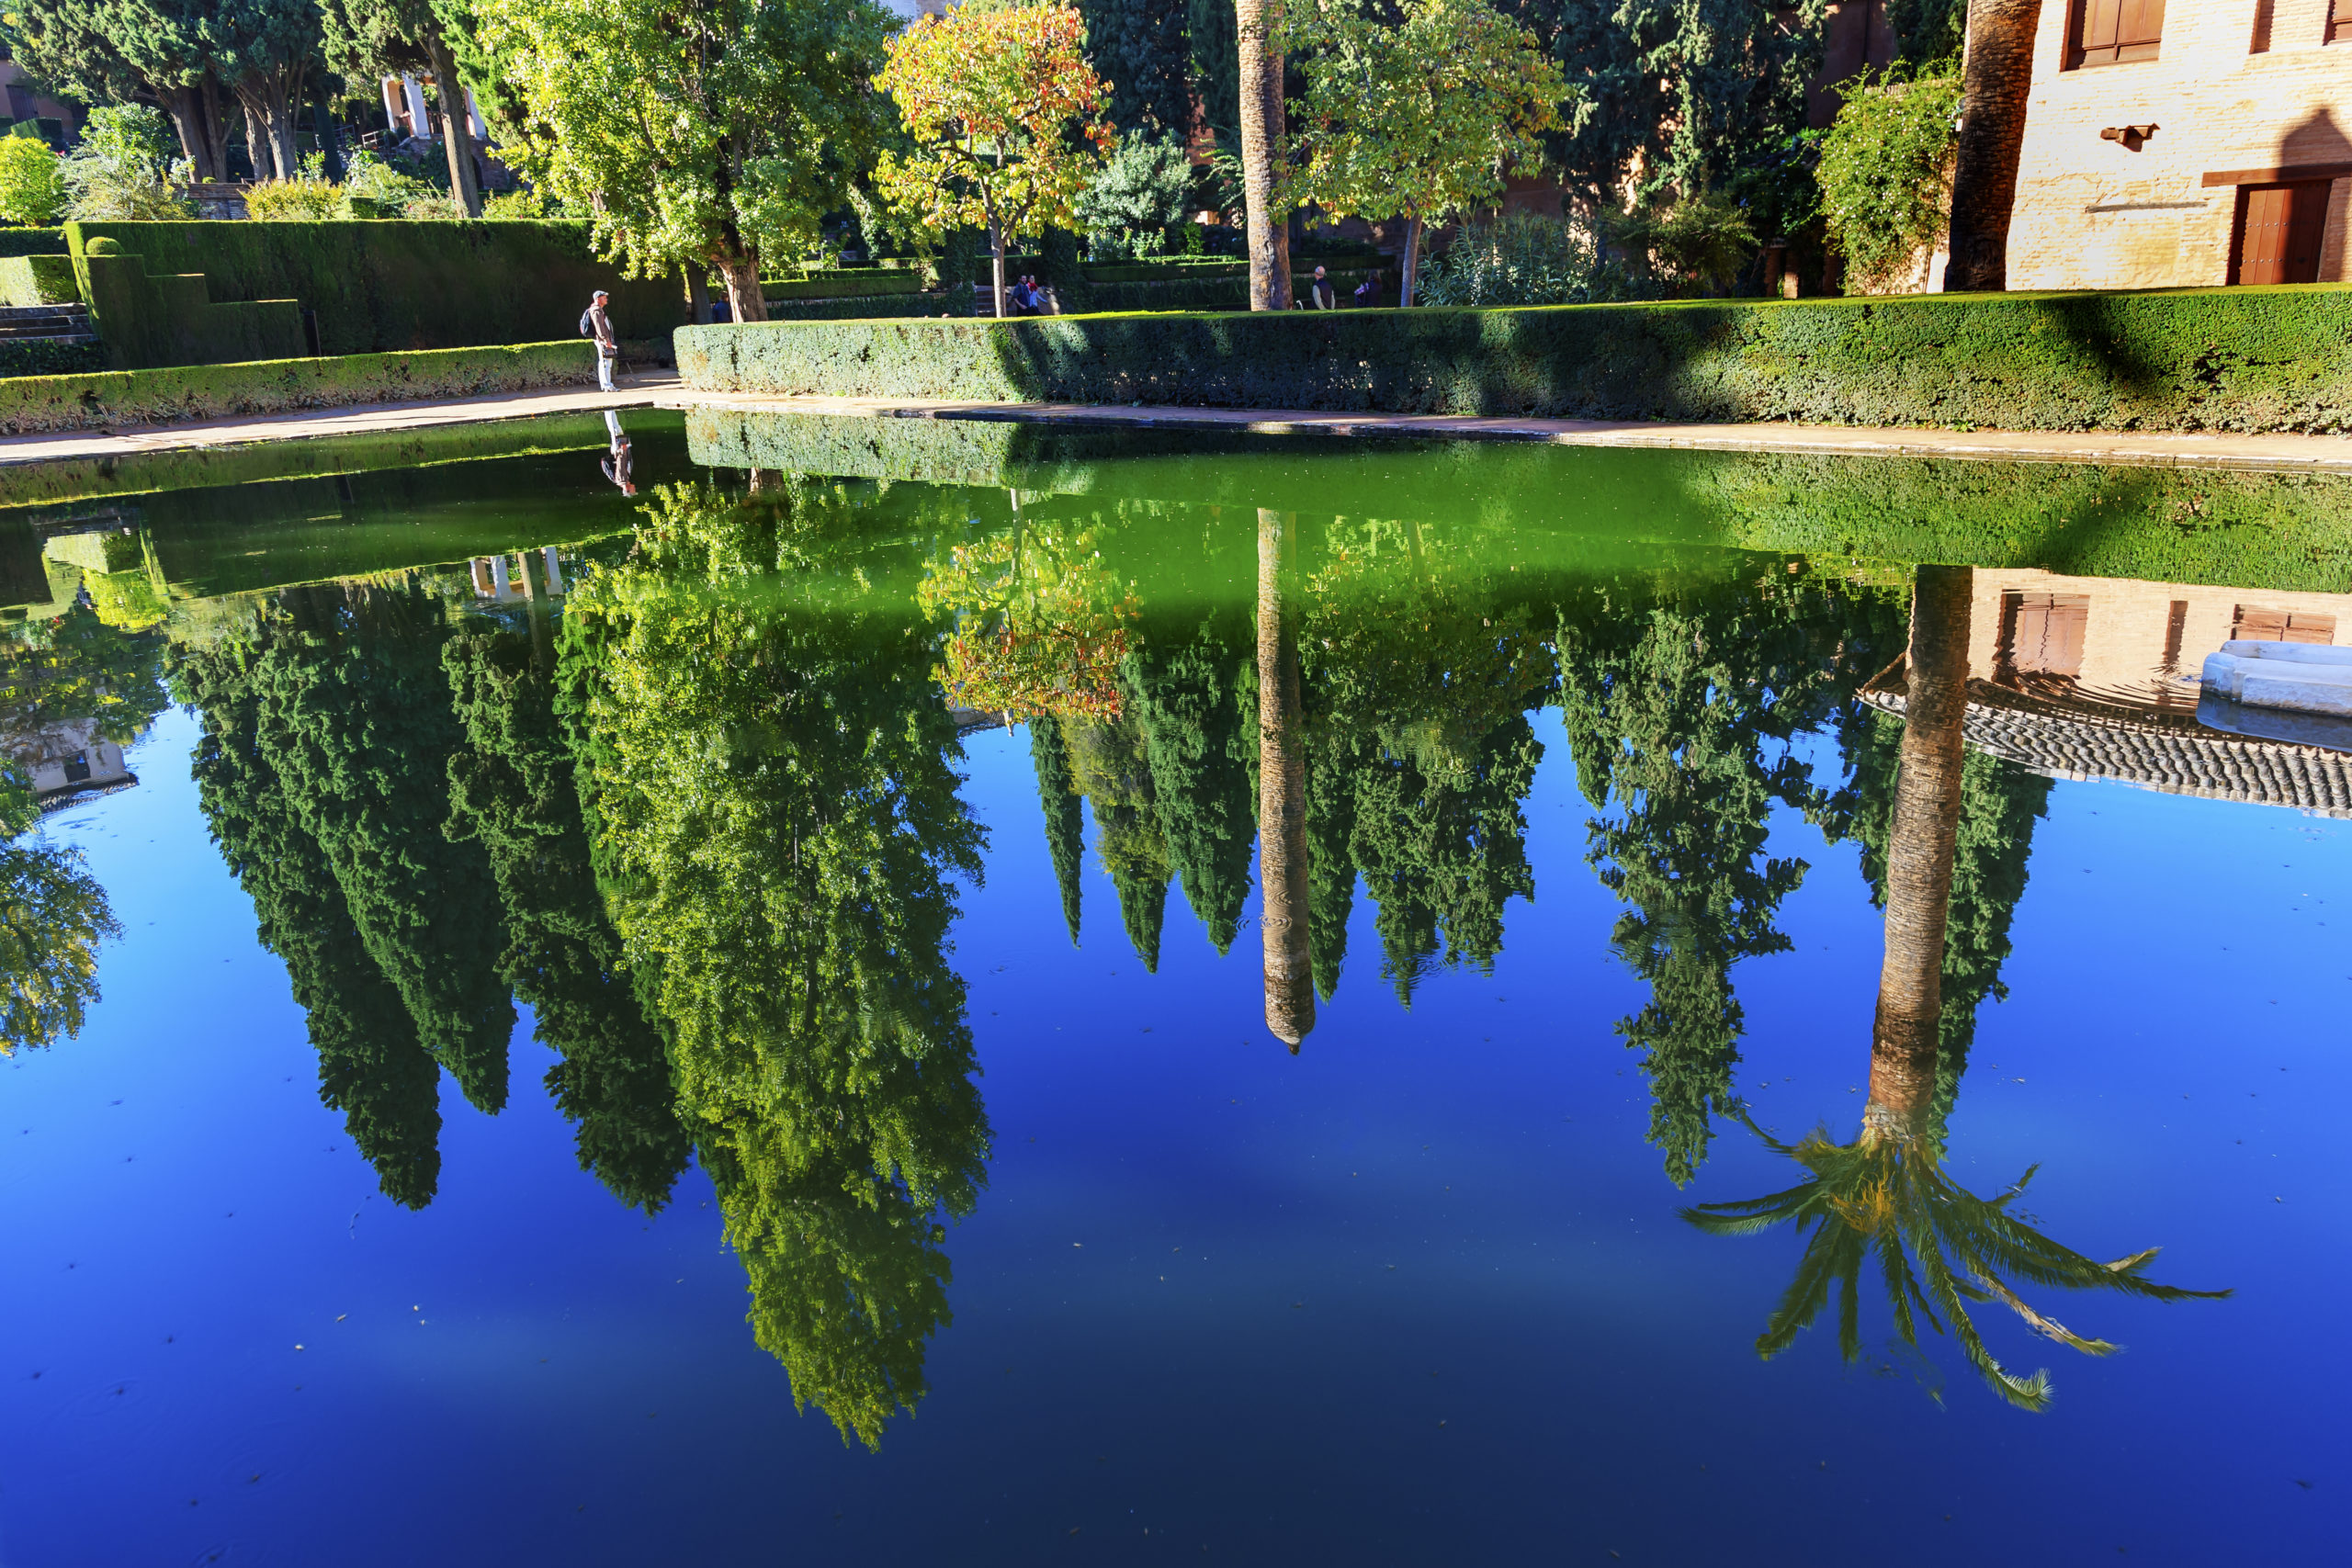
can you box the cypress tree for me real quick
[1125,624,1254,955]
[175,635,442,1207]
[1027,713,1087,944]
[1066,710,1171,972]
[445,628,692,1214]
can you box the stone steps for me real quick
[0,304,96,346]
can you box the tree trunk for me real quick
[241,97,276,180]
[1236,0,1293,310]
[1398,216,1424,309]
[159,85,217,183]
[268,76,304,186]
[198,73,233,186]
[1257,506,1314,1049]
[425,37,483,217]
[1868,564,1973,1130]
[1942,0,2043,292]
[715,251,770,322]
[990,214,1007,319]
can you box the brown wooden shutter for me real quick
[2230,182,2331,285]
[2233,606,2337,643]
[2333,0,2352,42]
[2002,592,2090,678]
[2070,0,2165,65]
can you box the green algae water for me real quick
[1,411,2343,1564]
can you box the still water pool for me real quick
[2,412,2345,1564]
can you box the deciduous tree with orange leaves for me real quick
[875,2,1115,317]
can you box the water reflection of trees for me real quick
[1687,567,2228,1408]
[564,479,990,1450]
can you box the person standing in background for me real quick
[586,289,618,391]
[1308,265,1335,310]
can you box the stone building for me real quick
[2007,0,2352,288]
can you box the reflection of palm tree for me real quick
[1258,507,1314,1048]
[1689,566,2226,1407]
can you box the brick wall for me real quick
[2009,0,2352,289]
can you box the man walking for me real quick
[586,288,618,391]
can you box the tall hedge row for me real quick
[0,341,598,434]
[678,285,2352,434]
[66,220,686,370]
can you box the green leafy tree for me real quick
[62,103,192,220]
[875,0,1116,317]
[1281,0,1573,306]
[0,600,169,748]
[0,840,119,1055]
[479,0,899,321]
[1076,0,1195,134]
[564,479,990,1449]
[445,629,692,1213]
[321,0,492,215]
[0,136,65,225]
[1815,67,1963,294]
[3,1,234,180]
[1073,130,1193,259]
[207,0,322,180]
[175,635,443,1207]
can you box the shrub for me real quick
[1418,212,1638,307]
[1074,133,1192,261]
[676,286,2352,435]
[482,186,566,220]
[0,254,80,307]
[1816,67,1964,295]
[1607,193,1755,297]
[62,106,191,222]
[0,342,599,434]
[243,175,348,221]
[0,138,65,227]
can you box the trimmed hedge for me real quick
[763,269,927,301]
[678,285,2352,434]
[0,254,77,305]
[0,339,106,378]
[0,229,64,258]
[64,220,686,369]
[0,341,598,434]
[761,290,977,321]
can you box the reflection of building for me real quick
[469,547,566,605]
[1873,569,2352,816]
[2008,3,2352,288]
[12,719,136,811]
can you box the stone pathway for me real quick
[0,373,682,468]
[660,390,2352,474]
[6,372,2352,476]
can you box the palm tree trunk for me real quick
[1942,0,2043,292]
[1236,0,1294,311]
[1257,507,1313,1048]
[1869,564,1973,1130]
[990,212,1008,319]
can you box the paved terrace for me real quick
[11,377,2352,473]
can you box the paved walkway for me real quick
[6,373,2352,475]
[662,390,2352,474]
[0,373,682,468]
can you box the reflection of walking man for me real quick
[602,409,635,495]
[588,288,618,391]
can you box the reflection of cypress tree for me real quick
[1301,728,1370,1002]
[1559,574,1906,1186]
[256,583,515,1113]
[1067,710,1170,971]
[1026,714,1087,943]
[1125,621,1255,954]
[174,637,441,1207]
[567,479,989,1451]
[445,629,692,1213]
[1818,710,2052,1145]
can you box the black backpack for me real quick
[578,307,594,336]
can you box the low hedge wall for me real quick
[0,229,65,258]
[761,290,975,321]
[0,339,107,378]
[0,341,598,434]
[677,285,2352,434]
[763,270,927,301]
[0,254,78,305]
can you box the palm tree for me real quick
[1235,0,1294,310]
[1687,565,2227,1407]
[1943,0,2044,291]
[1257,507,1313,1047]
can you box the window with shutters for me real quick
[2067,0,2164,67]
[1999,592,2091,690]
[2233,606,2337,644]
[2333,0,2352,43]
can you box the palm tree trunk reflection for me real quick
[1257,507,1315,1049]
[1687,565,2226,1409]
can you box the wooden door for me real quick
[2230,182,2331,285]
